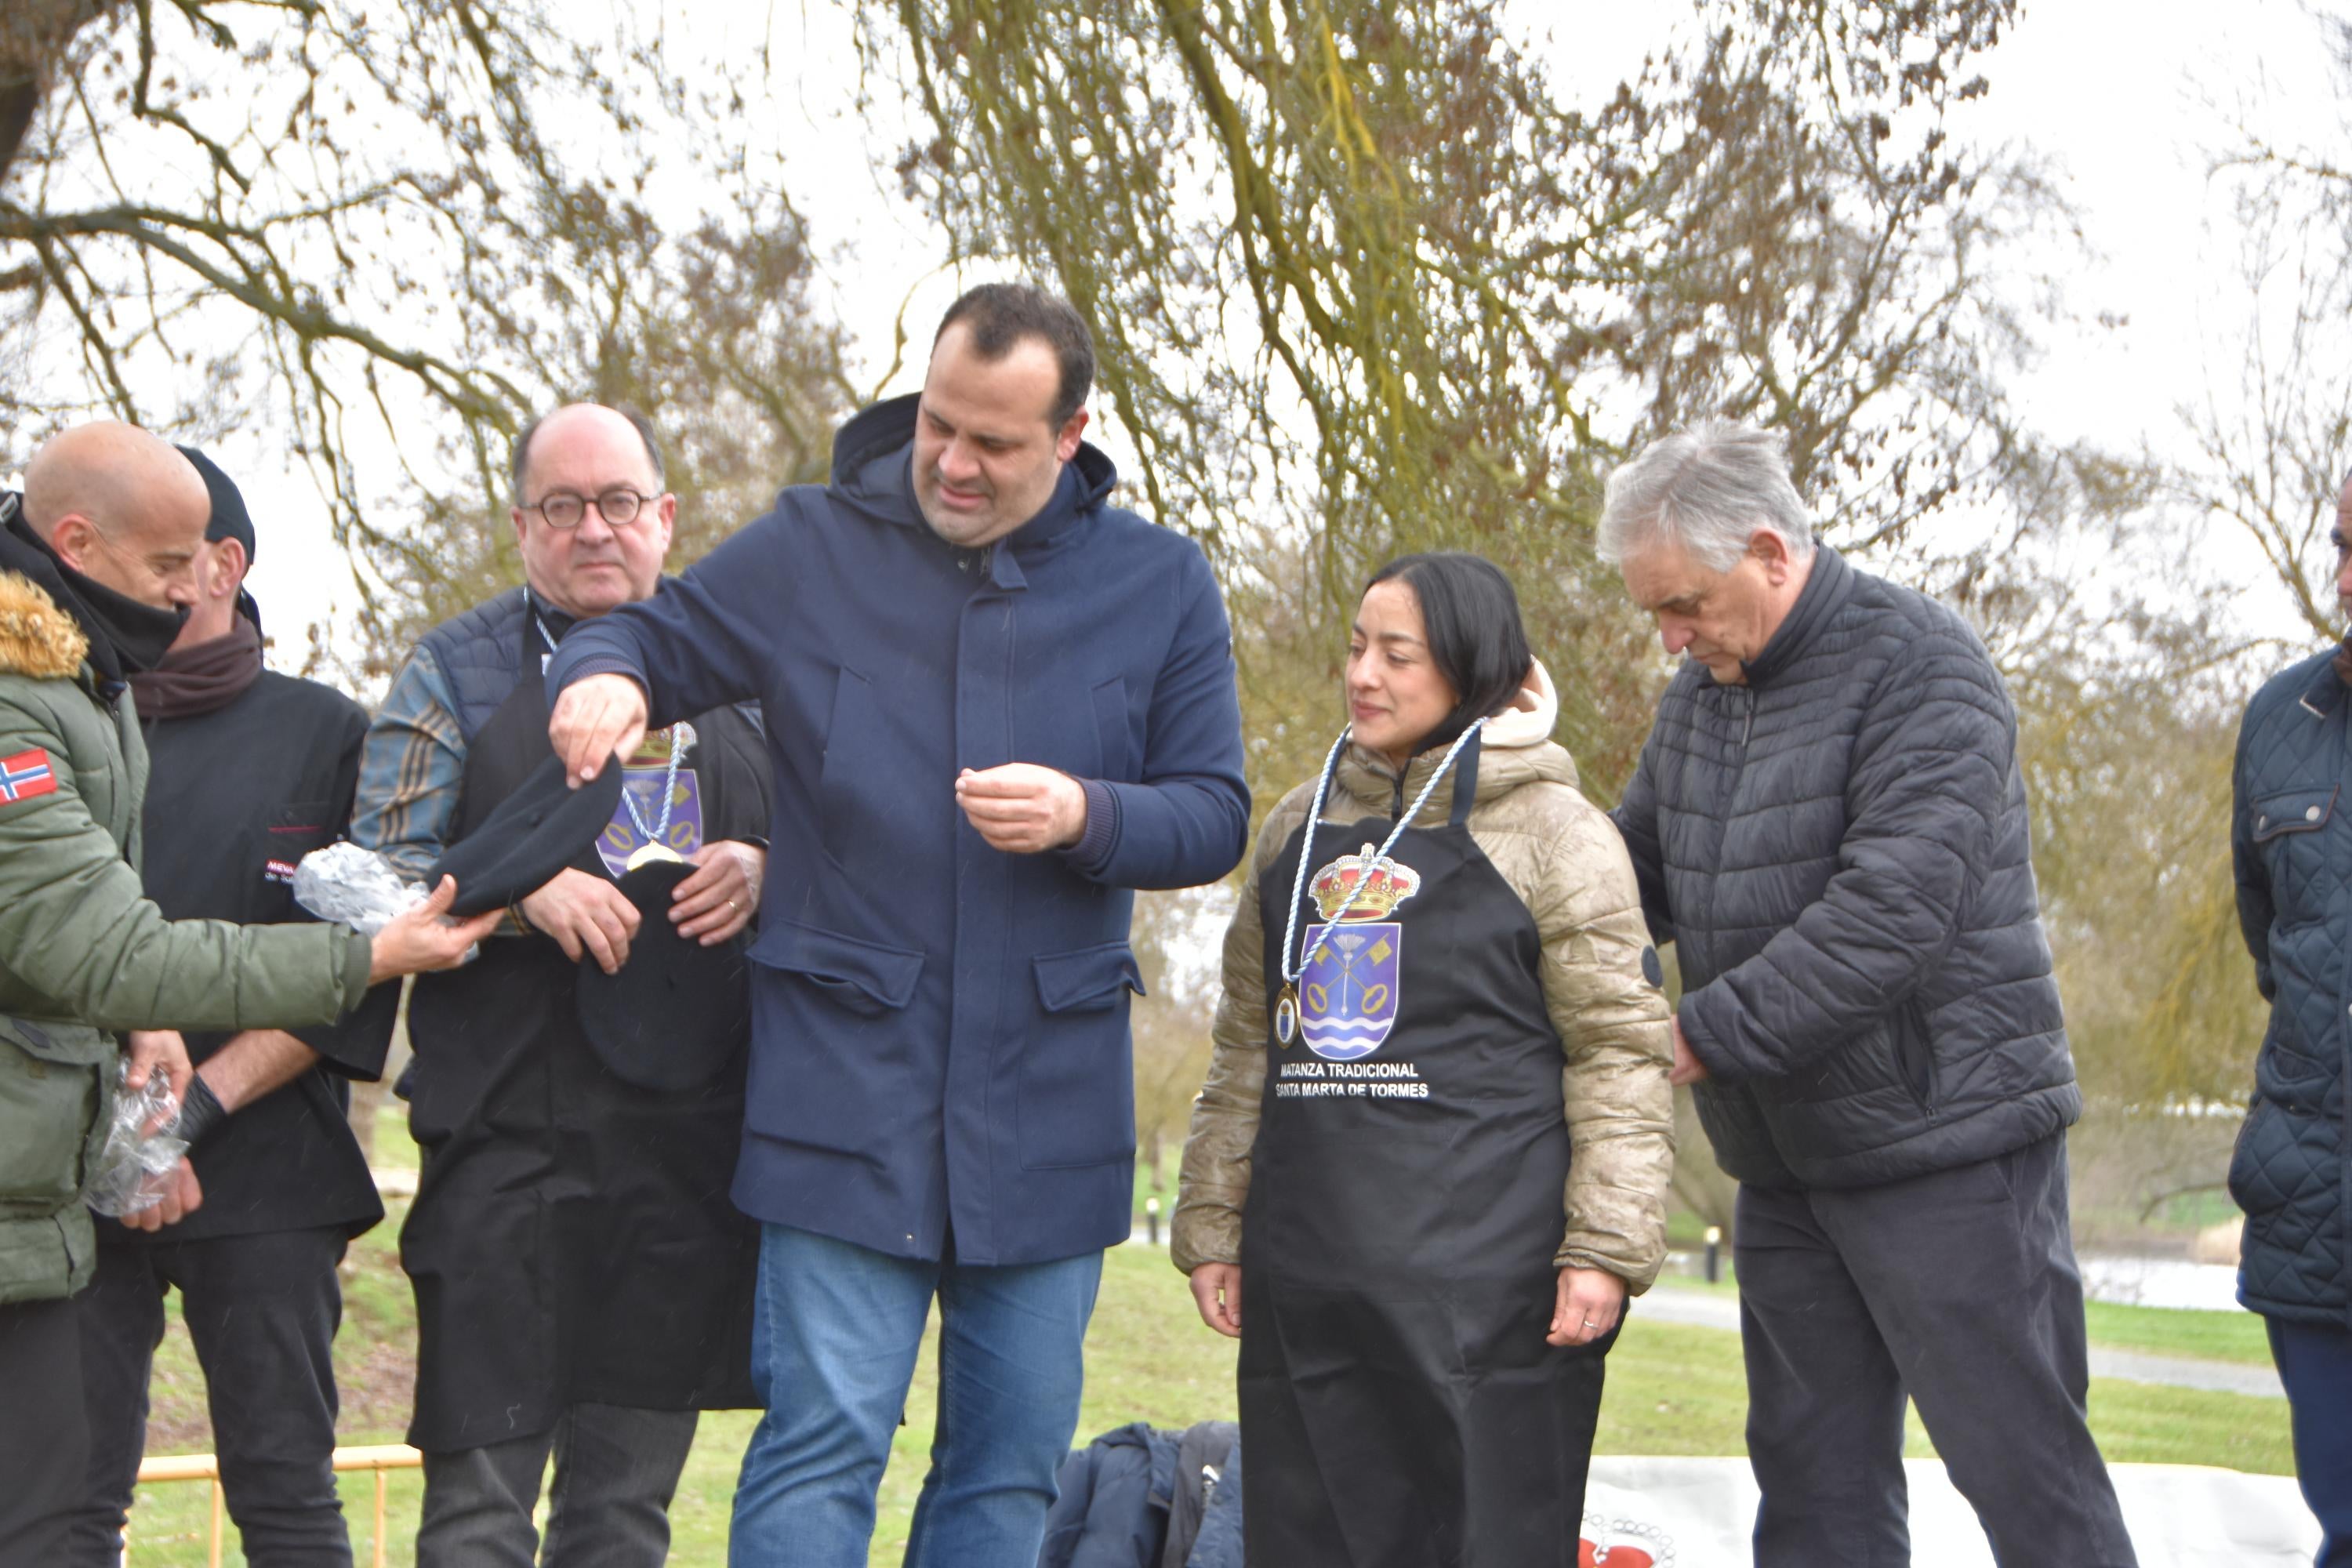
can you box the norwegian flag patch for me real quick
[0,748,58,807]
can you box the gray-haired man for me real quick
[1603,423,2136,1566]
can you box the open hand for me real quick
[521,867,642,975]
[672,840,765,946]
[956,764,1088,854]
[368,876,507,984]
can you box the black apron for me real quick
[1239,737,1613,1568]
[400,623,767,1452]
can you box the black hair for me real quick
[510,404,666,498]
[1363,553,1534,752]
[934,283,1096,429]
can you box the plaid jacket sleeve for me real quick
[350,651,466,887]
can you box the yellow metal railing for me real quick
[127,1443,421,1567]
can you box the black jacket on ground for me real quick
[103,670,396,1246]
[2230,648,2352,1326]
[1613,546,2079,1190]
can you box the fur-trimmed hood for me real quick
[0,572,89,681]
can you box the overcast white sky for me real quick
[105,0,2350,670]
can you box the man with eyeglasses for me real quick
[351,403,774,1567]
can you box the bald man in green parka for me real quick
[0,423,495,1566]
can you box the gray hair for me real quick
[1596,420,1815,572]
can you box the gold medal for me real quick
[624,840,688,871]
[1274,984,1300,1047]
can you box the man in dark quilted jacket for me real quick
[1604,421,2135,1566]
[2231,467,2352,1567]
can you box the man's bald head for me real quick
[22,422,209,610]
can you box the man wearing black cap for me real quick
[350,402,772,1567]
[59,451,403,1567]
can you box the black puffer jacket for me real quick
[1613,546,2080,1189]
[2230,648,2352,1326]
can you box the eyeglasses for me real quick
[521,488,663,530]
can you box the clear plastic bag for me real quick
[85,1062,190,1218]
[294,841,426,935]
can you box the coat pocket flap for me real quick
[2252,786,2339,842]
[1033,942,1146,1014]
[0,1013,111,1066]
[748,920,925,1011]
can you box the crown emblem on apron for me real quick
[1309,843,1422,921]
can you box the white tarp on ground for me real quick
[1579,1458,2318,1566]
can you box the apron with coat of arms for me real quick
[1240,733,1613,1568]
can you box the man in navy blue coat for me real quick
[546,284,1250,1568]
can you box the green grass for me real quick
[1663,1208,1730,1249]
[1650,1269,1741,1297]
[2143,1188,2241,1230]
[119,1220,2294,1564]
[371,1099,418,1171]
[2084,1298,2274,1366]
[1650,1272,2278,1369]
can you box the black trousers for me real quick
[415,1403,699,1568]
[62,1225,351,1568]
[1734,1134,2137,1567]
[0,1295,89,1568]
[2268,1316,2352,1567]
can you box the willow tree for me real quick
[866,0,2066,801]
[2,0,852,670]
[2183,9,2352,644]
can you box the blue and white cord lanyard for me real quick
[1272,719,1484,1047]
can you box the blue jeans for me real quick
[2270,1316,2352,1566]
[730,1224,1103,1568]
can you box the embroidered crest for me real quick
[1295,921,1402,1060]
[1293,844,1423,1062]
[0,747,58,806]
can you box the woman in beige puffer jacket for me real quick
[1171,552,1673,1566]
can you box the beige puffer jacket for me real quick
[1171,662,1675,1289]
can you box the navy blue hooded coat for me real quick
[2231,647,2352,1324]
[546,395,1250,1266]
